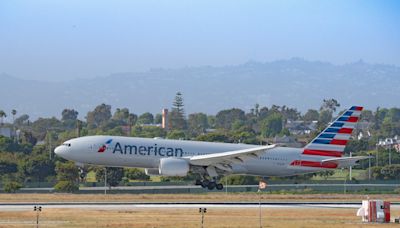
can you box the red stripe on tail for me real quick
[338,128,353,134]
[303,149,342,157]
[330,139,348,145]
[347,116,359,122]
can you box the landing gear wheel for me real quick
[216,183,224,190]
[207,182,216,190]
[79,172,87,179]
[201,180,209,188]
[78,167,87,181]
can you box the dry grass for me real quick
[0,194,399,227]
[0,193,399,203]
[0,207,399,228]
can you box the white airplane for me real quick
[55,106,368,190]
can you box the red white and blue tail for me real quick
[303,106,363,157]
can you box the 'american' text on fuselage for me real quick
[112,142,184,157]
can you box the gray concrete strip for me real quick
[0,202,399,212]
[20,183,400,191]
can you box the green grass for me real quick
[312,169,367,181]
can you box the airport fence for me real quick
[1,180,399,194]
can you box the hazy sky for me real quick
[1,0,399,81]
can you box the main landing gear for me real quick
[195,179,224,190]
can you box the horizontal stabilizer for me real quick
[321,156,370,168]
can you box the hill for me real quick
[1,58,399,119]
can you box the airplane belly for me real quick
[114,153,157,168]
[239,159,291,176]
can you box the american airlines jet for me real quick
[55,106,367,190]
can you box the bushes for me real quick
[54,180,79,192]
[124,168,150,181]
[371,165,400,180]
[3,181,22,193]
[221,175,259,185]
[54,161,79,193]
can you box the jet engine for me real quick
[159,157,190,176]
[145,168,161,176]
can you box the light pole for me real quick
[104,167,107,195]
[387,138,393,166]
[47,130,52,160]
[376,142,379,166]
[225,178,228,195]
[368,153,371,180]
[349,152,352,181]
[377,138,395,166]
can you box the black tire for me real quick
[195,179,202,185]
[201,180,209,188]
[207,182,216,190]
[216,183,224,190]
[80,173,86,179]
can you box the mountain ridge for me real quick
[1,58,399,120]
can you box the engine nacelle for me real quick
[159,157,189,177]
[145,168,161,176]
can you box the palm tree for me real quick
[11,109,17,124]
[0,110,6,125]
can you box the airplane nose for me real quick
[54,146,65,156]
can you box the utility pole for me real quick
[225,178,228,195]
[376,143,379,166]
[104,167,107,195]
[368,153,371,180]
[48,130,52,160]
[349,152,352,181]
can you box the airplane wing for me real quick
[321,156,370,168]
[188,144,276,168]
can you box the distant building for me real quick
[285,120,317,135]
[273,135,302,148]
[355,121,372,140]
[0,127,14,138]
[139,123,162,128]
[35,140,46,146]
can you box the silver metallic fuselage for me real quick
[55,135,334,177]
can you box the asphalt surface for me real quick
[19,183,400,191]
[1,202,399,211]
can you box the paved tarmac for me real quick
[1,202,399,211]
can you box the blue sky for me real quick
[1,0,399,81]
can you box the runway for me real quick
[1,202,399,211]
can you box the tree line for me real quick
[0,95,400,192]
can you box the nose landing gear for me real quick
[78,167,87,181]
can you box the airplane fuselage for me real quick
[56,135,335,177]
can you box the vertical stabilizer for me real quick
[303,106,363,157]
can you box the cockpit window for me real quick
[62,143,71,147]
